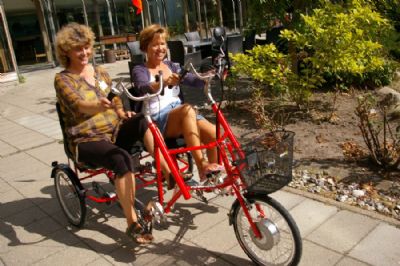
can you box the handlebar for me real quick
[113,70,164,102]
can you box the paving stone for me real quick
[336,257,369,266]
[103,238,174,265]
[271,190,307,210]
[349,223,400,265]
[0,179,13,193]
[4,206,47,229]
[0,243,63,266]
[0,139,17,157]
[15,114,60,138]
[289,198,338,237]
[299,240,342,266]
[86,257,114,266]
[15,179,55,205]
[0,189,34,218]
[306,210,380,253]
[189,217,237,253]
[159,239,229,266]
[25,142,67,168]
[0,152,49,180]
[32,242,101,266]
[165,202,227,241]
[221,244,255,266]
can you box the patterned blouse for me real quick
[54,66,123,160]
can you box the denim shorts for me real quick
[151,101,204,135]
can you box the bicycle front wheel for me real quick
[54,168,86,227]
[232,195,302,265]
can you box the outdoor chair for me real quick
[184,31,201,42]
[126,41,146,82]
[226,34,244,67]
[167,40,202,69]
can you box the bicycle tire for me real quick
[231,195,302,265]
[54,168,86,227]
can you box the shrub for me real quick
[281,0,395,90]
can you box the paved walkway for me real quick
[1,60,400,265]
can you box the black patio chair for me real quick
[167,40,202,69]
[126,41,146,82]
[226,34,244,67]
[184,31,201,42]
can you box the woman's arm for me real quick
[54,73,113,116]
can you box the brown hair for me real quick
[139,24,169,52]
[55,23,95,68]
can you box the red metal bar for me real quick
[148,122,191,200]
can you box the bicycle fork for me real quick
[228,186,263,239]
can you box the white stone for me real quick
[352,189,365,198]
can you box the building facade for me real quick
[0,0,242,80]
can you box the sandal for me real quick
[126,222,154,244]
[200,163,225,182]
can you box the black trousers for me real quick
[78,115,148,177]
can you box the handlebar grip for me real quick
[179,69,188,81]
[107,92,116,101]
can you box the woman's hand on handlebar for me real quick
[164,73,180,87]
[117,109,136,120]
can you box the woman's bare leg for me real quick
[143,129,171,183]
[114,171,152,243]
[197,119,218,164]
[164,104,209,174]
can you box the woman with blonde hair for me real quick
[54,22,152,244]
[132,24,223,187]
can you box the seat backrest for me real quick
[126,41,145,64]
[185,50,202,70]
[184,31,201,41]
[55,102,74,160]
[226,34,243,55]
[126,41,141,56]
[167,40,185,66]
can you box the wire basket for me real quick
[241,130,295,194]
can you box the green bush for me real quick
[281,0,396,90]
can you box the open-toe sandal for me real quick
[200,163,225,182]
[126,222,153,244]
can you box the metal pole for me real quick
[203,0,209,40]
[154,0,162,25]
[105,0,117,49]
[110,0,120,34]
[231,0,236,32]
[143,0,152,25]
[195,0,203,39]
[160,0,168,27]
[237,0,243,34]
[0,0,20,80]
[44,0,57,45]
[81,0,89,26]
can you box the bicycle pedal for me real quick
[103,192,116,205]
[185,179,199,186]
[192,190,208,204]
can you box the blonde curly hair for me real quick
[139,24,169,52]
[55,23,95,68]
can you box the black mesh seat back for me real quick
[167,40,185,66]
[56,102,75,160]
[226,34,243,55]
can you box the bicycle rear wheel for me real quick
[54,168,86,227]
[232,195,302,265]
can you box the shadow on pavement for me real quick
[0,184,248,264]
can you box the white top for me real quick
[145,74,181,115]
